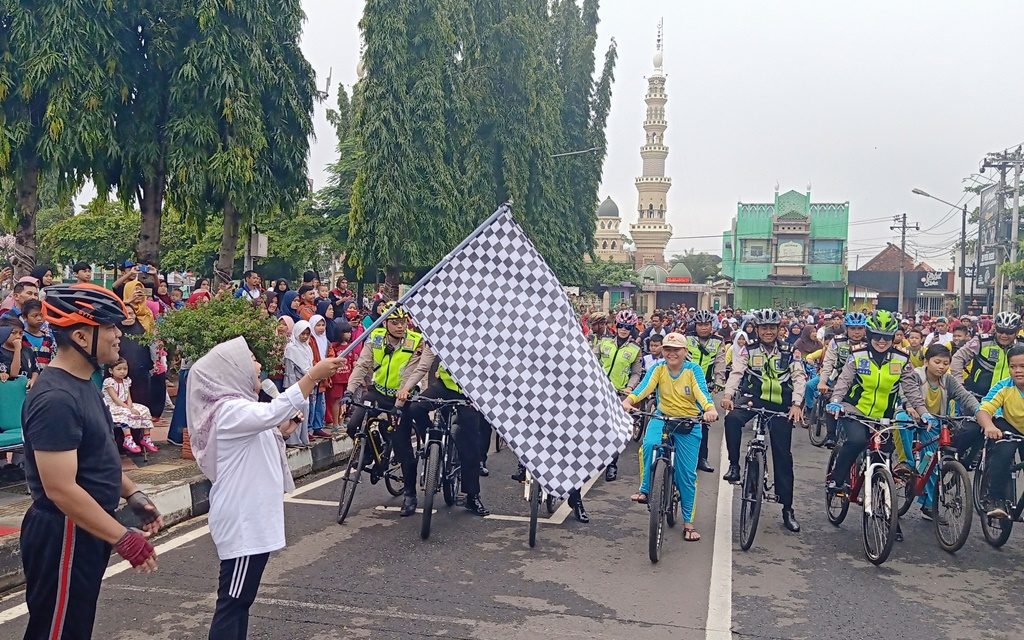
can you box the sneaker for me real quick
[123,437,142,454]
[920,506,949,526]
[312,429,333,439]
[140,436,159,453]
[826,480,848,498]
[165,438,183,447]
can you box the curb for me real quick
[0,435,352,593]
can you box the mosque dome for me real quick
[597,196,619,218]
[668,262,692,282]
[636,263,668,284]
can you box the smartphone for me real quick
[143,288,153,298]
[138,265,151,274]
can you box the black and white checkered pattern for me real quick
[404,208,631,498]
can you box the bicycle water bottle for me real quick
[917,450,933,475]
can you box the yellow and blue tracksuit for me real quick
[628,361,714,524]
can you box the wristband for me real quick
[115,528,155,567]
[126,491,160,526]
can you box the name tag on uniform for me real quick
[751,355,765,368]
[856,359,871,375]
[888,362,902,375]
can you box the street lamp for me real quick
[911,188,969,314]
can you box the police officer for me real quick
[687,309,727,473]
[398,342,491,516]
[952,311,1024,397]
[721,308,806,533]
[344,303,423,516]
[597,309,643,481]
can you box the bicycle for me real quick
[336,402,405,525]
[620,391,653,442]
[521,467,559,548]
[631,411,698,563]
[824,412,912,565]
[732,406,792,551]
[971,430,1024,548]
[892,415,974,553]
[418,398,470,540]
[806,392,831,448]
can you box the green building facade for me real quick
[721,189,848,310]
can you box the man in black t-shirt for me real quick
[21,284,163,639]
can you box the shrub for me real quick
[154,296,284,370]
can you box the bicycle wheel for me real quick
[862,464,898,565]
[825,448,849,526]
[631,415,643,442]
[738,448,764,551]
[808,401,828,448]
[337,435,367,524]
[976,458,1014,548]
[666,487,680,528]
[934,459,972,553]
[893,463,915,518]
[384,452,405,497]
[648,458,671,563]
[528,481,541,548]
[420,442,442,540]
[442,436,460,507]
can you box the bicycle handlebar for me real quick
[415,398,472,408]
[628,410,705,425]
[347,400,404,417]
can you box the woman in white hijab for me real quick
[306,314,332,439]
[283,320,313,447]
[187,336,341,640]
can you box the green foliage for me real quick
[155,296,284,371]
[670,251,722,284]
[39,197,139,268]
[580,259,638,290]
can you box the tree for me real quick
[670,250,722,284]
[349,0,460,297]
[580,258,638,291]
[0,1,125,276]
[39,197,139,268]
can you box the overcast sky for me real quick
[301,1,1024,269]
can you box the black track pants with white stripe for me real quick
[21,504,112,640]
[209,553,270,640]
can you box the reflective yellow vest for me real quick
[965,337,1022,395]
[369,327,422,396]
[687,335,722,382]
[598,337,641,391]
[437,364,462,394]
[843,348,908,419]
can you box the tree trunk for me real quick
[13,161,40,278]
[137,174,166,267]
[215,200,241,288]
[384,265,400,301]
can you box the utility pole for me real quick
[981,147,1024,313]
[891,213,919,314]
[1010,162,1022,309]
[960,203,967,314]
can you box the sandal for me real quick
[683,527,701,542]
[631,492,649,504]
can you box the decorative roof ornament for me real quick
[653,18,664,70]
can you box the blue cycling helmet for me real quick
[844,312,868,327]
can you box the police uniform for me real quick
[687,334,726,465]
[346,326,423,496]
[597,336,642,476]
[722,339,807,510]
[951,334,1024,396]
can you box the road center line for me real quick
[705,432,733,640]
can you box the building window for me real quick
[741,239,770,262]
[810,239,843,264]
[602,240,608,250]
[611,241,617,250]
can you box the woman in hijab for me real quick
[306,314,332,439]
[187,336,342,640]
[123,279,156,333]
[278,290,300,322]
[742,320,757,342]
[153,278,176,315]
[316,299,340,342]
[725,330,749,375]
[29,265,53,288]
[272,279,290,307]
[283,320,313,447]
[118,305,154,415]
[793,325,823,356]
[363,299,386,331]
[786,322,802,345]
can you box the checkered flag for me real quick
[404,206,631,498]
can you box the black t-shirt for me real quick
[0,345,36,378]
[22,367,122,512]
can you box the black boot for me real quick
[697,458,715,473]
[782,508,800,533]
[604,463,618,482]
[511,464,526,482]
[400,494,418,517]
[479,462,490,477]
[464,494,491,516]
[722,464,740,483]
[569,496,590,524]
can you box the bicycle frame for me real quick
[844,416,911,517]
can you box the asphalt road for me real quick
[1,421,1023,640]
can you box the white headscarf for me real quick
[308,314,329,361]
[284,320,314,373]
[186,337,259,482]
[732,331,749,355]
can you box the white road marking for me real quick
[0,468,350,626]
[705,433,733,640]
[284,497,342,507]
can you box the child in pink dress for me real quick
[103,358,159,453]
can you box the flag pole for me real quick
[335,202,512,358]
